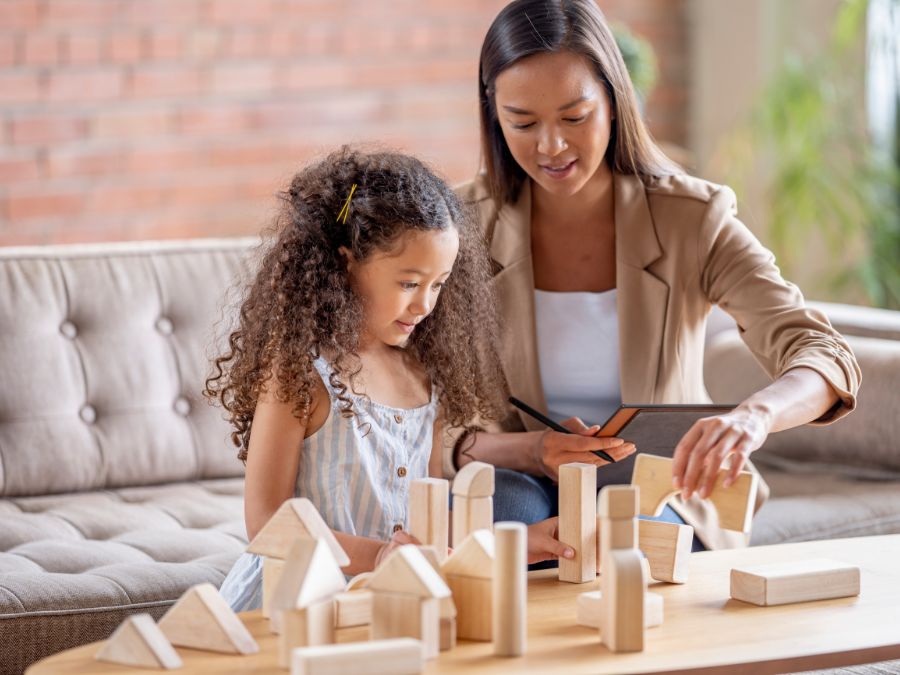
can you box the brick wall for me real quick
[0,0,687,246]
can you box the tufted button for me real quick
[394,414,403,424]
[397,466,407,478]
[392,524,403,533]
[155,316,174,336]
[173,397,191,416]
[59,320,77,339]
[79,404,97,424]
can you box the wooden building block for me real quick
[279,599,335,668]
[601,548,646,652]
[271,538,347,635]
[367,546,451,600]
[372,593,440,660]
[409,478,450,564]
[599,517,638,571]
[263,557,285,619]
[451,460,495,497]
[597,485,639,520]
[344,572,372,591]
[638,519,693,584]
[445,575,492,641]
[290,638,424,675]
[451,495,493,548]
[95,614,182,670]
[248,498,350,565]
[158,582,258,655]
[334,624,371,644]
[416,546,458,651]
[439,613,457,652]
[631,454,759,533]
[576,590,663,629]
[493,522,526,656]
[730,559,860,606]
[334,591,372,628]
[559,462,598,583]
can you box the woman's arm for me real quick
[672,367,839,500]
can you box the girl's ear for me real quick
[338,246,355,272]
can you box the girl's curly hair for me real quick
[204,146,505,461]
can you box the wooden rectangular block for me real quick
[601,548,645,652]
[638,519,693,584]
[451,495,493,548]
[409,478,450,564]
[372,593,440,660]
[334,590,372,628]
[279,599,335,668]
[576,590,663,629]
[263,556,285,619]
[559,463,597,583]
[597,485,639,520]
[445,574,492,641]
[334,625,371,644]
[730,559,860,606]
[291,638,424,675]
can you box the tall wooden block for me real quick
[559,462,597,583]
[631,453,758,533]
[445,575,492,641]
[279,599,335,668]
[158,582,258,654]
[638,519,693,584]
[95,614,182,670]
[263,557,286,619]
[290,638,424,675]
[451,495,493,548]
[493,522,526,656]
[409,478,450,564]
[371,593,440,660]
[730,559,860,606]
[601,548,646,652]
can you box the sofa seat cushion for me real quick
[751,463,900,546]
[0,478,246,616]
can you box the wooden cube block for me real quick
[730,559,860,606]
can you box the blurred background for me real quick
[0,0,897,307]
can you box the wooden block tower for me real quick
[451,461,494,548]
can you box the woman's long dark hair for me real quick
[479,0,681,204]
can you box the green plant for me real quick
[612,23,658,101]
[724,0,900,308]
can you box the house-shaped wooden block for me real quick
[441,529,494,641]
[367,545,451,660]
[247,498,350,564]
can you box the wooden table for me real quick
[27,535,900,674]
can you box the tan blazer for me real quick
[449,171,861,550]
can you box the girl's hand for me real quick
[671,406,772,500]
[526,517,575,564]
[374,530,422,568]
[531,417,636,481]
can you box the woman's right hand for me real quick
[374,530,421,569]
[530,417,636,481]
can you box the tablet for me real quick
[593,404,736,484]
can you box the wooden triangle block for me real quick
[96,613,182,669]
[158,583,259,655]
[247,498,350,565]
[272,537,347,612]
[368,545,451,599]
[441,529,494,579]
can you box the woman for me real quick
[446,0,861,555]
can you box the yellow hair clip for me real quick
[336,183,357,224]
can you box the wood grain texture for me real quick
[372,594,440,660]
[638,519,693,584]
[279,600,335,668]
[445,575,492,641]
[262,557,285,619]
[730,559,860,606]
[492,522,526,657]
[409,479,450,565]
[451,496,493,548]
[576,590,663,630]
[94,614,182,670]
[601,549,646,652]
[158,583,258,654]
[451,461,494,498]
[559,463,597,584]
[247,498,350,565]
[30,535,900,675]
[290,638,424,675]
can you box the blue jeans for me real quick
[492,468,705,568]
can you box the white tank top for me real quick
[534,288,621,426]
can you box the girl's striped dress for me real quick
[218,356,438,611]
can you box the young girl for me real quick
[205,147,509,611]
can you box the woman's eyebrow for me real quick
[502,95,591,115]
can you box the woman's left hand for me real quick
[671,406,772,500]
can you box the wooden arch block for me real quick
[158,583,258,654]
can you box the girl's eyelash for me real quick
[512,122,535,130]
[564,115,587,123]
[511,114,587,130]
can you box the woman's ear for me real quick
[338,246,355,272]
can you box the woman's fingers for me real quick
[392,530,421,546]
[697,429,743,498]
[680,421,728,499]
[560,417,600,436]
[526,517,574,564]
[672,421,705,488]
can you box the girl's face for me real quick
[345,227,460,349]
[493,50,614,198]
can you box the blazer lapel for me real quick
[490,182,548,431]
[614,173,669,404]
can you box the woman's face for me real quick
[493,50,614,198]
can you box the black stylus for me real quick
[508,396,617,463]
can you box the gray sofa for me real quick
[1,238,898,674]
